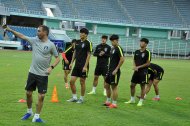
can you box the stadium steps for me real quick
[0,0,189,28]
[173,0,190,25]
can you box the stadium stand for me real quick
[173,0,190,25]
[71,0,128,23]
[0,0,189,28]
[1,0,45,15]
[0,1,189,58]
[119,0,182,26]
[0,0,23,10]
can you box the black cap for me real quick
[109,34,119,41]
[140,38,149,44]
[80,28,89,35]
[102,35,108,39]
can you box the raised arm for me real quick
[3,25,29,42]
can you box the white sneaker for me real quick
[67,98,78,102]
[87,91,96,95]
[76,99,84,104]
[137,101,143,107]
[124,100,135,104]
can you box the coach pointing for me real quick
[2,25,60,123]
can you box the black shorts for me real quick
[149,71,164,81]
[25,72,48,94]
[131,70,148,85]
[71,67,88,78]
[62,60,71,70]
[105,70,120,85]
[94,65,108,76]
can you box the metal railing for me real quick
[67,31,190,59]
[123,38,190,59]
[5,7,45,16]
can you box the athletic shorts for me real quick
[25,72,48,94]
[94,65,108,76]
[105,70,120,85]
[62,60,71,70]
[149,71,164,81]
[131,70,148,85]
[71,67,88,78]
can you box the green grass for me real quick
[0,50,190,126]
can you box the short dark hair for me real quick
[110,34,119,41]
[80,28,89,35]
[39,25,49,36]
[140,38,149,44]
[102,35,108,40]
[71,39,77,43]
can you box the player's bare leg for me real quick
[67,76,78,102]
[88,75,99,94]
[104,83,111,106]
[137,84,145,106]
[32,93,45,122]
[152,79,160,101]
[64,70,70,89]
[143,80,153,98]
[125,83,136,104]
[26,91,33,109]
[21,91,33,120]
[111,85,118,102]
[145,80,153,94]
[36,93,45,114]
[108,85,118,108]
[103,76,107,96]
[76,77,86,103]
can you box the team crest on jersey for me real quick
[104,48,107,52]
[82,43,85,48]
[142,53,145,58]
[44,46,48,50]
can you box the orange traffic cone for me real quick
[51,85,59,103]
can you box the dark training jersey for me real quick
[74,39,92,68]
[93,43,111,67]
[64,46,74,62]
[148,63,164,74]
[109,45,124,71]
[134,49,151,70]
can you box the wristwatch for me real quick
[51,65,54,69]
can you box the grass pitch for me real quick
[0,50,190,126]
